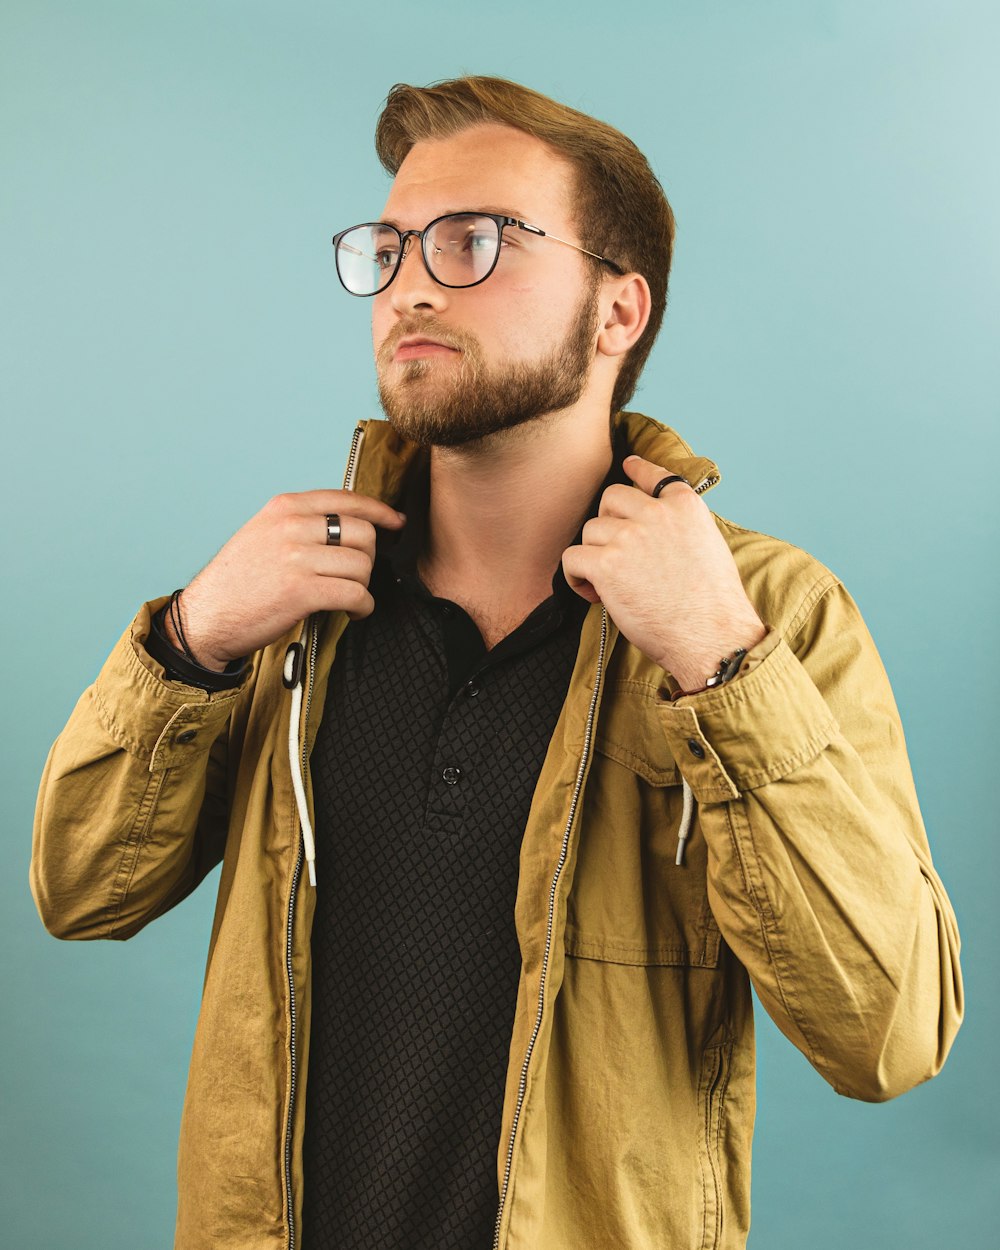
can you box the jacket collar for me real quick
[347,409,722,511]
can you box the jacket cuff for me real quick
[655,631,838,801]
[90,597,250,768]
[146,603,250,691]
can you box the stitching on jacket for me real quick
[105,769,166,937]
[90,682,153,762]
[728,717,838,791]
[712,1040,734,1249]
[721,784,767,920]
[724,801,829,1074]
[594,735,679,786]
[699,1042,730,1250]
[712,514,843,606]
[564,933,716,967]
[785,573,842,640]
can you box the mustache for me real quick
[377,316,476,362]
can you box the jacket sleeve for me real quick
[655,576,964,1102]
[31,597,255,941]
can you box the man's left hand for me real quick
[561,454,768,692]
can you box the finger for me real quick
[305,512,378,560]
[278,512,378,562]
[561,545,603,604]
[282,489,407,530]
[309,575,376,621]
[580,515,620,547]
[309,546,374,582]
[597,482,650,519]
[621,454,694,500]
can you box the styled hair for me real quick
[375,76,676,412]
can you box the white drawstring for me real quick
[285,624,317,888]
[676,777,695,866]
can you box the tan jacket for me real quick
[31,410,963,1250]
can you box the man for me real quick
[32,76,962,1250]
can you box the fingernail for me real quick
[396,510,407,521]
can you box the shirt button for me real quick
[465,680,480,697]
[176,729,198,744]
[687,738,706,759]
[442,765,462,785]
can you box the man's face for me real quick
[372,124,603,448]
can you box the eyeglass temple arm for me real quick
[513,219,625,275]
[337,240,378,262]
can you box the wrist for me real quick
[661,620,767,694]
[164,589,234,673]
[147,603,249,691]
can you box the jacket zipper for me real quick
[282,420,365,1250]
[492,605,610,1250]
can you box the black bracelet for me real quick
[168,588,201,666]
[149,599,250,692]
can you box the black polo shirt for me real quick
[301,434,630,1249]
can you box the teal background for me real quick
[2,1,996,1245]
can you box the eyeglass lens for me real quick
[335,214,503,295]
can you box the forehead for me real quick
[381,123,576,228]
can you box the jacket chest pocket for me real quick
[565,680,721,968]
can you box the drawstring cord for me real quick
[285,622,317,888]
[676,777,695,866]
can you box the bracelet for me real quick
[169,588,204,668]
[149,601,249,691]
[668,647,748,702]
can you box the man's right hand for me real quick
[162,490,407,672]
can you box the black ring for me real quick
[325,514,342,546]
[652,474,691,499]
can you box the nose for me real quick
[387,233,449,315]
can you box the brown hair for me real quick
[375,76,676,413]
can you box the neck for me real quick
[417,402,615,610]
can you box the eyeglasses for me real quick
[331,211,624,297]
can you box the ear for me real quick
[596,273,652,360]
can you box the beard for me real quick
[375,280,601,449]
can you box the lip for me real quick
[394,335,460,362]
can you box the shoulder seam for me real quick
[786,573,841,641]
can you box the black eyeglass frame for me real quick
[331,212,625,297]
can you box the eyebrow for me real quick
[379,207,529,229]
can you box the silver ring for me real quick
[325,514,342,546]
[652,474,691,499]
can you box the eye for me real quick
[370,228,401,270]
